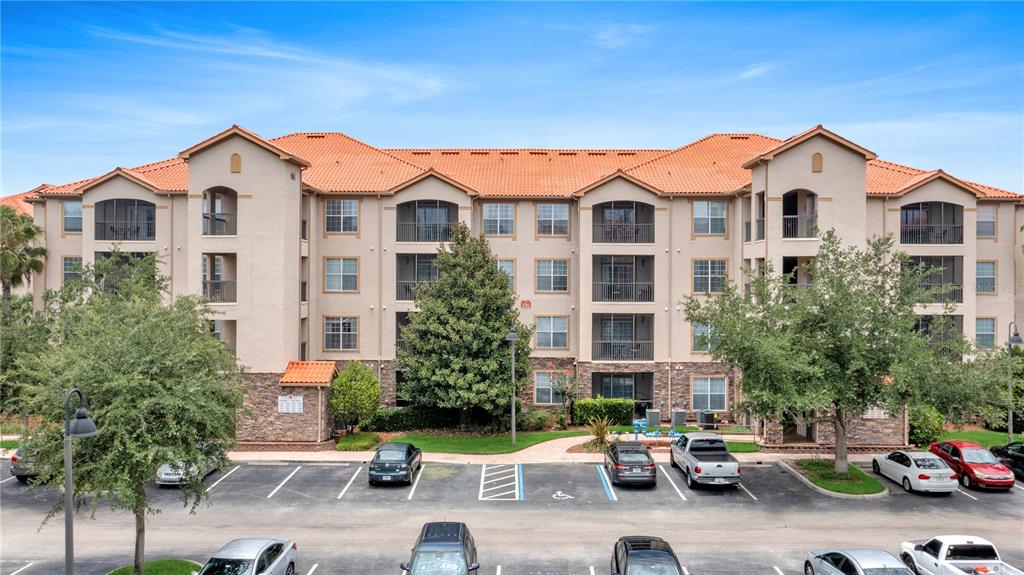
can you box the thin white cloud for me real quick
[590,23,655,49]
[737,63,776,80]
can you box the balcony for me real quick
[919,283,963,304]
[593,313,654,361]
[755,218,765,241]
[95,220,156,241]
[783,214,817,239]
[396,280,433,301]
[593,282,654,302]
[397,200,458,242]
[592,223,654,244]
[396,254,438,301]
[743,221,751,242]
[900,202,964,245]
[203,280,236,303]
[900,225,963,245]
[300,280,308,303]
[593,255,654,302]
[203,212,237,236]
[592,201,655,243]
[592,341,654,361]
[397,222,455,242]
[94,199,156,241]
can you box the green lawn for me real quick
[794,459,885,495]
[726,441,760,453]
[392,430,588,454]
[335,431,382,451]
[0,440,18,450]
[107,559,198,575]
[938,429,1023,449]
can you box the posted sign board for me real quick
[278,394,304,414]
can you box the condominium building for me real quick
[20,124,1023,446]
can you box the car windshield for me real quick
[913,458,946,469]
[946,545,999,561]
[689,439,727,452]
[962,449,998,464]
[377,450,406,461]
[409,551,467,575]
[618,452,650,464]
[199,558,254,575]
[862,569,913,575]
[626,557,681,575]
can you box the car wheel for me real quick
[685,469,695,489]
[872,460,880,474]
[15,475,28,484]
[901,554,919,575]
[286,563,294,575]
[960,474,971,489]
[804,561,815,575]
[368,479,376,487]
[902,477,912,493]
[669,454,678,469]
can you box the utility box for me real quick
[699,410,717,430]
[671,409,687,428]
[646,409,661,429]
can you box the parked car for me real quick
[368,442,422,486]
[196,538,297,575]
[156,446,224,486]
[400,522,479,575]
[871,451,957,494]
[804,549,912,575]
[900,535,1023,575]
[929,440,1014,490]
[604,442,656,487]
[9,448,39,484]
[609,536,683,575]
[990,441,1024,480]
[669,432,740,489]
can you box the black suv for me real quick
[610,536,683,575]
[401,522,480,575]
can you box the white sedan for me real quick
[872,450,957,494]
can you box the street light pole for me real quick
[506,329,519,445]
[64,389,99,575]
[1007,322,1023,444]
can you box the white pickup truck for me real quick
[669,432,740,489]
[900,535,1023,575]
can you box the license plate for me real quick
[382,476,392,481]
[632,467,641,473]
[714,478,726,484]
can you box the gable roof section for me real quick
[865,159,1018,199]
[887,169,990,198]
[625,134,783,195]
[0,190,36,215]
[180,125,311,167]
[77,167,163,195]
[741,125,877,168]
[279,360,336,386]
[572,169,664,197]
[273,132,427,193]
[386,169,480,197]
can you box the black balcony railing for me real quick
[203,279,237,303]
[592,340,654,361]
[396,339,408,353]
[783,214,818,239]
[396,280,432,301]
[95,220,155,241]
[592,223,654,244]
[919,283,963,304]
[202,213,237,235]
[900,224,963,245]
[755,218,765,240]
[592,282,654,302]
[397,222,455,242]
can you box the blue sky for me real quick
[2,2,1022,194]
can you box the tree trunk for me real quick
[1,276,11,323]
[133,483,146,575]
[833,411,849,475]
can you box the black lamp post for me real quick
[506,329,519,445]
[1007,322,1023,444]
[64,389,99,575]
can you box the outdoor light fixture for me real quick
[64,388,99,575]
[506,329,519,445]
[1007,322,1023,443]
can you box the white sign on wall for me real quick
[278,394,304,414]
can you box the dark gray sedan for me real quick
[368,442,422,485]
[604,442,656,486]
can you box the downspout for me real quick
[377,193,384,384]
[317,387,323,442]
[167,192,174,303]
[574,196,582,404]
[667,196,673,417]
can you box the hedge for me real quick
[908,404,945,446]
[573,398,633,426]
[361,407,460,432]
[519,410,555,432]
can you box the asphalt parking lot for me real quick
[2,460,1022,575]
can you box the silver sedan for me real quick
[871,451,957,494]
[196,538,297,575]
[804,549,913,575]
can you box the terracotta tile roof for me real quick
[741,124,876,168]
[625,134,783,195]
[181,125,310,167]
[0,190,36,215]
[279,360,336,386]
[865,159,1019,199]
[273,133,426,193]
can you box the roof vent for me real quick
[559,152,577,156]
[588,152,606,156]
[529,151,547,156]
[618,152,636,156]
[730,136,750,140]
[306,135,326,139]
[411,152,430,156]
[441,151,459,156]
[499,151,518,156]
[470,151,489,156]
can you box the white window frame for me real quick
[325,257,358,292]
[976,205,996,238]
[693,201,727,235]
[537,203,569,236]
[692,377,727,412]
[976,261,996,294]
[693,259,727,293]
[692,322,715,353]
[63,256,82,282]
[325,316,358,350]
[483,203,515,236]
[536,259,569,292]
[63,201,82,233]
[975,317,996,350]
[326,199,359,233]
[534,371,565,405]
[496,259,515,289]
[536,315,569,349]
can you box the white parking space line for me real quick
[479,464,520,501]
[657,465,687,501]
[305,564,318,575]
[0,476,17,485]
[773,566,785,575]
[738,482,759,501]
[205,465,240,492]
[955,488,979,501]
[495,566,501,575]
[681,567,690,575]
[337,466,362,499]
[407,465,425,500]
[1014,482,1024,492]
[10,563,35,575]
[266,466,301,499]
[589,566,596,575]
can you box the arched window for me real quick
[811,152,823,173]
[230,153,241,173]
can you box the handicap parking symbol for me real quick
[552,491,575,500]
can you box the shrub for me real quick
[361,406,460,432]
[330,362,381,433]
[908,404,945,446]
[335,431,381,451]
[582,416,612,451]
[518,410,554,432]
[555,413,568,430]
[573,398,633,426]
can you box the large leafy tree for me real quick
[330,361,380,433]
[18,250,243,575]
[684,231,963,473]
[0,205,46,319]
[398,223,531,423]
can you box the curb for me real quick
[777,460,889,499]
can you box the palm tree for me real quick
[0,205,46,318]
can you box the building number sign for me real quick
[278,394,304,414]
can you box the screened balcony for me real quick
[592,255,654,302]
[592,314,654,361]
[592,201,654,243]
[900,202,963,244]
[908,255,963,304]
[396,253,438,301]
[202,253,237,303]
[95,199,156,241]
[782,190,817,239]
[202,187,238,236]
[397,200,458,242]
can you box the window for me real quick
[536,316,569,349]
[63,257,82,282]
[537,203,569,236]
[483,203,514,236]
[692,322,716,353]
[693,259,727,293]
[496,259,515,288]
[536,259,569,292]
[534,372,565,405]
[977,205,996,238]
[63,201,82,232]
[692,377,727,411]
[976,318,995,350]
[976,261,996,294]
[601,374,635,399]
[325,258,358,292]
[326,199,358,233]
[693,201,727,235]
[325,316,358,350]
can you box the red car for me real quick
[929,440,1015,490]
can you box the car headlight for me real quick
[975,472,1008,480]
